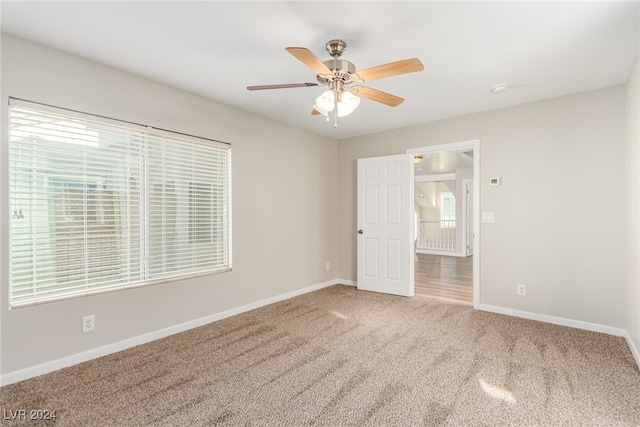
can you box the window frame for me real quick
[8,98,232,308]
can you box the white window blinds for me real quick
[9,99,232,307]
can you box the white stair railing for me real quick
[417,220,456,250]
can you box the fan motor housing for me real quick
[317,59,356,85]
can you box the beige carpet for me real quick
[1,285,639,426]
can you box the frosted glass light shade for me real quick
[314,90,335,114]
[337,91,360,117]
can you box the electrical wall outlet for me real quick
[516,284,527,296]
[482,212,495,223]
[82,315,95,333]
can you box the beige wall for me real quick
[1,33,635,380]
[0,35,338,376]
[626,57,640,361]
[338,86,626,328]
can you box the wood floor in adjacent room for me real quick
[415,253,473,306]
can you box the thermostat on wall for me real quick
[489,177,501,186]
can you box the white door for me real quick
[464,179,474,256]
[357,154,414,296]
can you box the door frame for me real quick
[463,178,474,257]
[407,140,480,308]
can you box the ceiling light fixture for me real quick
[313,80,361,124]
[313,90,361,118]
[414,155,423,164]
[491,83,509,94]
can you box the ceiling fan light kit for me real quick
[313,79,362,118]
[247,39,424,127]
[313,90,361,119]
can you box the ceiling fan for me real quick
[247,39,424,125]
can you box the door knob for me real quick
[357,230,363,234]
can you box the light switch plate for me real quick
[482,212,495,223]
[489,177,501,186]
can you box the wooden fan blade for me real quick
[247,83,319,91]
[355,58,424,82]
[311,109,321,115]
[285,47,333,75]
[351,86,404,107]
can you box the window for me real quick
[440,191,456,228]
[8,99,231,307]
[188,182,212,244]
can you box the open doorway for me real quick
[414,253,473,305]
[407,141,479,307]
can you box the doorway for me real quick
[414,253,473,305]
[408,140,479,307]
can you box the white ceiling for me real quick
[414,148,473,208]
[1,1,638,140]
[414,149,473,176]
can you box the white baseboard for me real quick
[338,279,357,287]
[624,332,640,369]
[416,249,466,257]
[0,279,340,387]
[477,303,627,337]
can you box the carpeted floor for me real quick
[1,285,639,426]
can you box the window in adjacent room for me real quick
[440,191,456,228]
[8,98,232,307]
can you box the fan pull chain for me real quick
[334,90,338,128]
[332,54,340,128]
